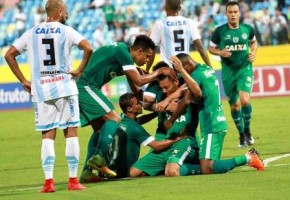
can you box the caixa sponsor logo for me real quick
[0,83,32,110]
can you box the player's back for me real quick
[150,16,200,66]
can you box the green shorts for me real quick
[222,65,254,105]
[199,131,226,161]
[133,138,199,176]
[77,84,114,127]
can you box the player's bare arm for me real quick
[193,39,212,67]
[163,90,192,131]
[148,135,186,152]
[170,56,202,101]
[67,39,93,78]
[208,46,232,58]
[4,46,31,93]
[125,67,177,87]
[248,40,257,63]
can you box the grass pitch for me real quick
[0,96,289,200]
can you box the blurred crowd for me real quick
[0,0,289,64]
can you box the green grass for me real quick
[0,96,289,200]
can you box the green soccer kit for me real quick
[210,23,255,104]
[190,64,228,160]
[109,115,154,178]
[77,43,136,126]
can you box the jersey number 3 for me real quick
[173,30,185,51]
[42,38,56,66]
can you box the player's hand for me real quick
[166,99,179,113]
[163,120,173,131]
[155,100,169,112]
[158,67,178,81]
[21,80,31,94]
[170,56,183,72]
[247,52,256,63]
[67,68,83,79]
[219,48,232,58]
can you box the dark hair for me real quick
[131,35,156,51]
[175,53,191,69]
[152,61,169,71]
[166,0,181,12]
[119,93,136,113]
[226,0,240,11]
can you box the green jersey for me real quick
[111,115,154,178]
[77,43,135,88]
[190,64,227,134]
[210,23,255,70]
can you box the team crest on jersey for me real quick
[242,33,247,39]
[233,37,239,43]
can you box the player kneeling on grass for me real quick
[80,93,185,182]
[164,54,264,175]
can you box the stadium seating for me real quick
[0,0,289,65]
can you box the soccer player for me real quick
[208,0,257,147]
[4,0,93,192]
[166,54,264,175]
[147,0,211,71]
[77,35,177,177]
[130,71,200,177]
[80,92,185,182]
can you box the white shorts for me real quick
[34,95,80,131]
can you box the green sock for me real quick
[180,164,201,176]
[234,155,247,166]
[212,158,237,174]
[242,105,252,132]
[231,110,244,134]
[83,132,99,171]
[95,120,119,163]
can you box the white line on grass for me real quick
[263,154,290,167]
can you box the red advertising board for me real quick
[253,65,290,97]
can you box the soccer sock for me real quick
[83,132,99,171]
[242,105,252,133]
[41,138,55,180]
[212,158,237,174]
[234,155,248,166]
[179,164,201,176]
[231,110,244,135]
[95,120,119,163]
[65,137,80,178]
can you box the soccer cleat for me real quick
[238,134,247,148]
[87,154,117,177]
[80,169,103,183]
[247,148,265,171]
[245,131,255,145]
[68,177,86,191]
[39,179,55,193]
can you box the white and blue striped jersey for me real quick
[13,22,84,102]
[150,16,201,67]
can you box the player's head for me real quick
[157,72,179,96]
[130,35,156,66]
[152,61,170,71]
[45,0,67,24]
[165,0,181,13]
[175,53,196,74]
[225,0,240,26]
[119,93,142,115]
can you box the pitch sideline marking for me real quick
[6,154,290,192]
[263,154,290,167]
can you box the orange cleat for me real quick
[247,148,265,171]
[68,178,86,191]
[39,179,55,193]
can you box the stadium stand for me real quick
[0,0,289,65]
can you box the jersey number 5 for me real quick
[42,38,56,66]
[173,30,185,51]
